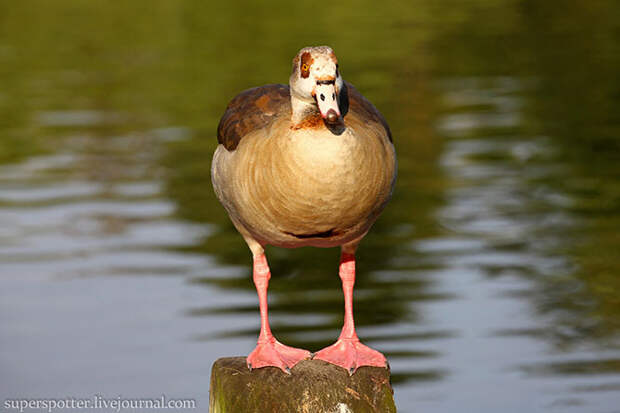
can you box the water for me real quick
[1,1,620,412]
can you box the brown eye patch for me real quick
[300,52,313,78]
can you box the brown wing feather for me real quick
[217,84,291,151]
[341,81,393,142]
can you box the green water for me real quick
[1,1,619,411]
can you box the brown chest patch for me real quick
[292,113,324,130]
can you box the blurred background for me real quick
[1,1,619,412]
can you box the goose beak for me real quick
[314,82,341,125]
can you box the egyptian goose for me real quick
[211,46,396,374]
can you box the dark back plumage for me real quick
[217,82,391,152]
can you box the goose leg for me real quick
[246,253,311,373]
[313,251,387,374]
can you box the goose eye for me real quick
[300,52,312,78]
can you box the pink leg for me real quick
[313,252,387,374]
[246,253,311,373]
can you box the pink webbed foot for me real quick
[247,253,311,373]
[247,337,311,373]
[314,252,388,374]
[313,338,387,375]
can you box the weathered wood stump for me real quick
[209,357,396,413]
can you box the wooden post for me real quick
[209,357,396,413]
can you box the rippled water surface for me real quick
[1,1,620,412]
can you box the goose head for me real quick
[289,46,344,127]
